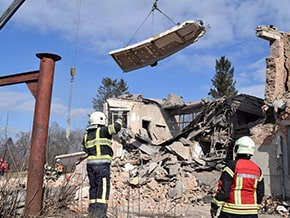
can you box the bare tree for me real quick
[13,131,31,171]
[67,128,84,153]
[47,122,69,164]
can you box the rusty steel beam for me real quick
[0,70,38,86]
[0,71,39,97]
[24,53,61,216]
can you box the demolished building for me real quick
[105,93,264,160]
[104,93,265,174]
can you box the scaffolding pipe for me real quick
[24,53,61,216]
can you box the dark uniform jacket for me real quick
[82,118,123,163]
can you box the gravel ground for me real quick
[105,203,284,218]
[183,204,284,218]
[63,203,284,217]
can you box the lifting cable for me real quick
[126,0,178,47]
[66,0,82,140]
[66,0,86,212]
[71,0,82,70]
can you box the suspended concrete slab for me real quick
[109,19,206,73]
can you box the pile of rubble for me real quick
[118,94,265,172]
[70,151,220,217]
[69,148,290,217]
[260,196,290,217]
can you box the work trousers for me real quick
[219,211,258,218]
[87,162,111,218]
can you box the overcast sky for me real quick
[0,0,289,137]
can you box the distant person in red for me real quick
[0,158,3,175]
[2,161,8,173]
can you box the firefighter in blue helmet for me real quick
[82,111,123,218]
[211,136,265,218]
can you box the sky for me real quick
[0,0,290,138]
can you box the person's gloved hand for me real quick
[210,202,219,218]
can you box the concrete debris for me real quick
[256,25,281,41]
[66,159,290,217]
[260,196,290,217]
[117,94,265,171]
[0,178,26,216]
[56,148,221,216]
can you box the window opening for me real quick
[142,120,152,140]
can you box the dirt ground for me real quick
[109,204,285,218]
[66,169,286,218]
[63,204,283,218]
[164,204,283,218]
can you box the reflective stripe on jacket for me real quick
[82,118,122,162]
[212,158,264,215]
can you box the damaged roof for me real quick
[159,94,265,160]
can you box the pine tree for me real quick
[92,77,129,110]
[208,56,238,99]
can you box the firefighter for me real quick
[82,111,123,218]
[44,163,52,173]
[55,159,64,179]
[44,163,54,181]
[211,136,265,218]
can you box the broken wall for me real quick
[256,25,290,198]
[105,94,180,145]
[256,25,290,110]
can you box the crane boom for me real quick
[0,0,25,30]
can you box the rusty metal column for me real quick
[25,53,61,216]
